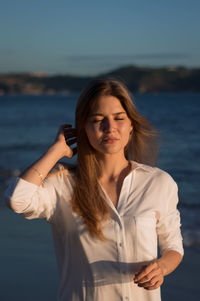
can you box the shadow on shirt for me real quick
[49,198,152,300]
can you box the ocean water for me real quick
[1,93,199,206]
[0,93,200,300]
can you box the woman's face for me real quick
[85,95,133,157]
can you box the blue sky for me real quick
[0,0,200,75]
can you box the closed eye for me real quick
[92,119,103,123]
[92,118,125,123]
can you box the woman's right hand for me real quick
[54,124,77,159]
[19,124,77,186]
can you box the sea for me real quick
[0,93,200,300]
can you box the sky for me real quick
[0,0,200,75]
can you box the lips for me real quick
[102,136,119,143]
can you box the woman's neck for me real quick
[97,154,131,183]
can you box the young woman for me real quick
[5,79,183,301]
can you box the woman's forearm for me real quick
[20,142,66,186]
[19,124,76,186]
[157,250,183,276]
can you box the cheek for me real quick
[121,124,133,143]
[121,123,132,135]
[85,125,98,145]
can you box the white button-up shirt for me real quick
[5,161,184,301]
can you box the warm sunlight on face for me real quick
[85,95,133,157]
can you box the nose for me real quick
[101,118,115,132]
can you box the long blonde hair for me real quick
[71,79,158,239]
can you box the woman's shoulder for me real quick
[131,160,176,185]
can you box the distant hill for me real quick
[102,65,200,93]
[0,65,200,95]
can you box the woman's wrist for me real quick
[47,141,68,161]
[156,250,182,277]
[20,142,65,186]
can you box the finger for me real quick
[65,133,77,139]
[134,266,146,279]
[134,268,159,284]
[64,130,77,137]
[134,262,157,282]
[64,128,77,133]
[72,147,77,155]
[63,125,75,130]
[137,275,160,288]
[144,280,163,290]
[62,124,72,127]
[67,138,77,146]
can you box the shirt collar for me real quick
[129,160,155,172]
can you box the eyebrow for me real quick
[90,112,126,117]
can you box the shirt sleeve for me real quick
[4,164,65,222]
[156,178,184,257]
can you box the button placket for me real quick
[117,219,131,301]
[115,174,132,301]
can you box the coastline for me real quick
[1,66,200,95]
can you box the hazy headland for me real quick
[0,65,200,95]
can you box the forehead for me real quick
[90,95,125,114]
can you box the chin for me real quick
[96,146,126,156]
